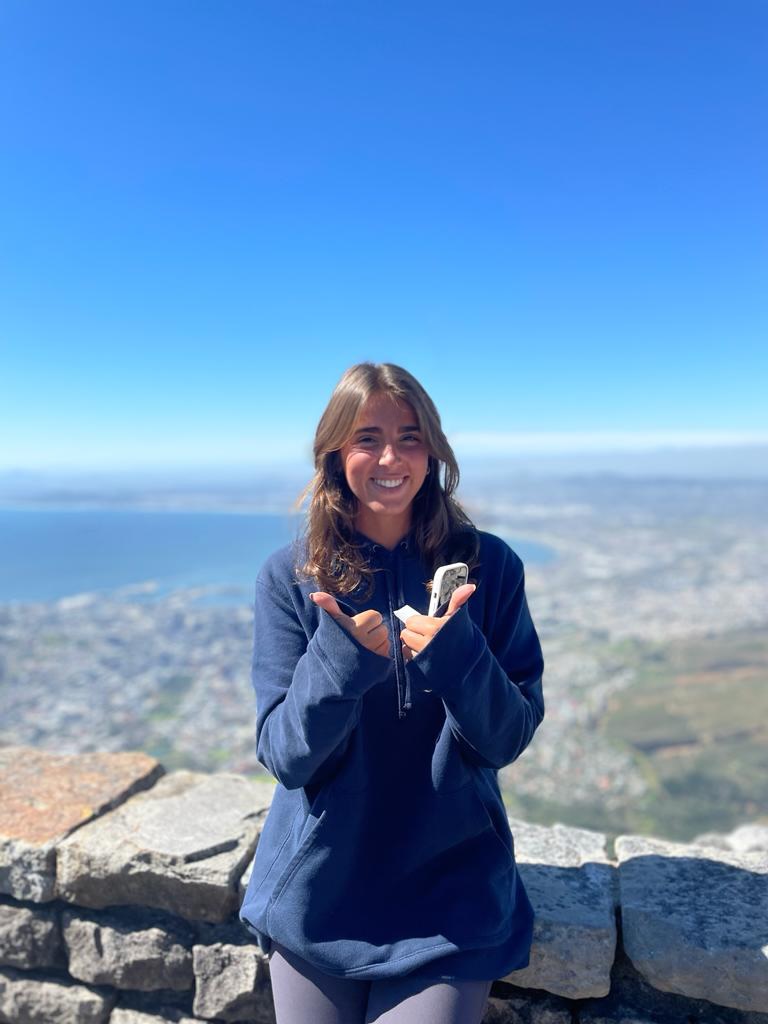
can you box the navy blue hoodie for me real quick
[238,526,545,980]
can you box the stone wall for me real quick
[0,746,766,1024]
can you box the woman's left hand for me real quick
[400,584,477,662]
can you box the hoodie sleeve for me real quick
[404,547,545,771]
[251,574,392,791]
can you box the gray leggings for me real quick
[268,941,493,1024]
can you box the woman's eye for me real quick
[402,434,421,443]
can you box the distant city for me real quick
[1,458,766,847]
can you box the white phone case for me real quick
[427,562,469,616]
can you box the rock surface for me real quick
[616,833,768,1013]
[4,745,768,1022]
[0,965,117,1023]
[482,991,574,1022]
[110,1011,199,1024]
[192,941,275,1023]
[693,823,768,855]
[62,905,195,990]
[504,817,617,998]
[579,945,768,1024]
[0,746,162,902]
[55,771,274,921]
[0,899,64,970]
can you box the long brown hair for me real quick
[294,362,479,598]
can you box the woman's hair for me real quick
[295,362,479,598]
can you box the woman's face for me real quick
[339,392,430,546]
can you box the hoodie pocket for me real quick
[241,786,327,930]
[264,799,329,934]
[431,721,477,794]
[466,769,516,868]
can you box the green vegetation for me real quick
[505,629,768,846]
[207,746,233,767]
[143,736,188,772]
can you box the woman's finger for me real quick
[400,614,440,638]
[374,633,391,657]
[363,620,388,649]
[400,627,429,653]
[353,608,384,634]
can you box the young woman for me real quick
[239,362,545,1024]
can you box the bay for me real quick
[0,506,554,605]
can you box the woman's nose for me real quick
[379,443,401,465]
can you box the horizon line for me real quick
[450,430,768,455]
[1,432,768,474]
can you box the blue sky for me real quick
[1,1,766,470]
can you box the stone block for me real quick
[0,746,163,902]
[0,964,116,1023]
[62,905,195,991]
[578,944,768,1024]
[482,994,527,1022]
[480,991,574,1023]
[0,898,64,969]
[616,833,768,1014]
[192,941,275,1023]
[528,1001,574,1024]
[502,817,617,999]
[110,1009,199,1024]
[56,771,273,922]
[693,824,768,855]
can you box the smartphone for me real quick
[427,562,469,617]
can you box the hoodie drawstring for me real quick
[370,537,413,720]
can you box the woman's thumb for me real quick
[445,583,476,618]
[309,591,344,619]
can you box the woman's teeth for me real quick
[373,477,405,489]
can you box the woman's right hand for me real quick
[309,592,390,658]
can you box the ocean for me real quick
[0,506,554,606]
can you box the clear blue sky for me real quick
[1,1,766,470]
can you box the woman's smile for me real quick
[371,476,406,489]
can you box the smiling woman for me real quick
[238,362,546,1024]
[296,363,478,601]
[339,393,430,549]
